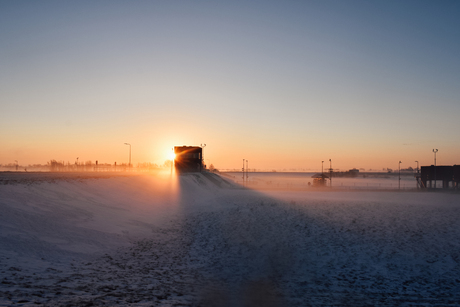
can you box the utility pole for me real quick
[433,149,438,189]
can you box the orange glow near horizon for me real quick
[0,126,457,171]
[0,139,456,172]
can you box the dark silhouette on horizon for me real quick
[174,146,204,173]
[420,165,460,189]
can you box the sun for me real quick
[168,152,176,160]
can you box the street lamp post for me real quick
[415,160,419,189]
[246,160,248,184]
[243,159,245,185]
[399,161,402,190]
[201,144,206,172]
[433,149,438,189]
[329,159,332,188]
[124,143,131,170]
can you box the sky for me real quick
[1,0,459,171]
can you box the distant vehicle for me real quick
[174,146,203,173]
[311,173,329,186]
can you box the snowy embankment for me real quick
[1,172,460,306]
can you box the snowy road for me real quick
[1,172,460,306]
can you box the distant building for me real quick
[174,146,203,173]
[420,165,460,189]
[331,168,359,178]
[348,168,359,176]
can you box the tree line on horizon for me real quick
[0,160,178,172]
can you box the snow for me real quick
[1,171,460,306]
[223,171,419,190]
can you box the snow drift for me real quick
[1,172,460,306]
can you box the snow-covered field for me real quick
[1,172,459,306]
[223,172,418,190]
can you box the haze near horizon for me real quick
[1,1,459,170]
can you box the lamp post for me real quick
[246,160,248,184]
[124,143,131,169]
[243,159,245,185]
[329,159,332,188]
[399,161,402,190]
[433,149,438,189]
[201,144,206,172]
[415,160,419,189]
[15,160,18,171]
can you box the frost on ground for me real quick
[0,172,460,306]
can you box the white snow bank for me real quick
[1,172,460,306]
[0,172,181,261]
